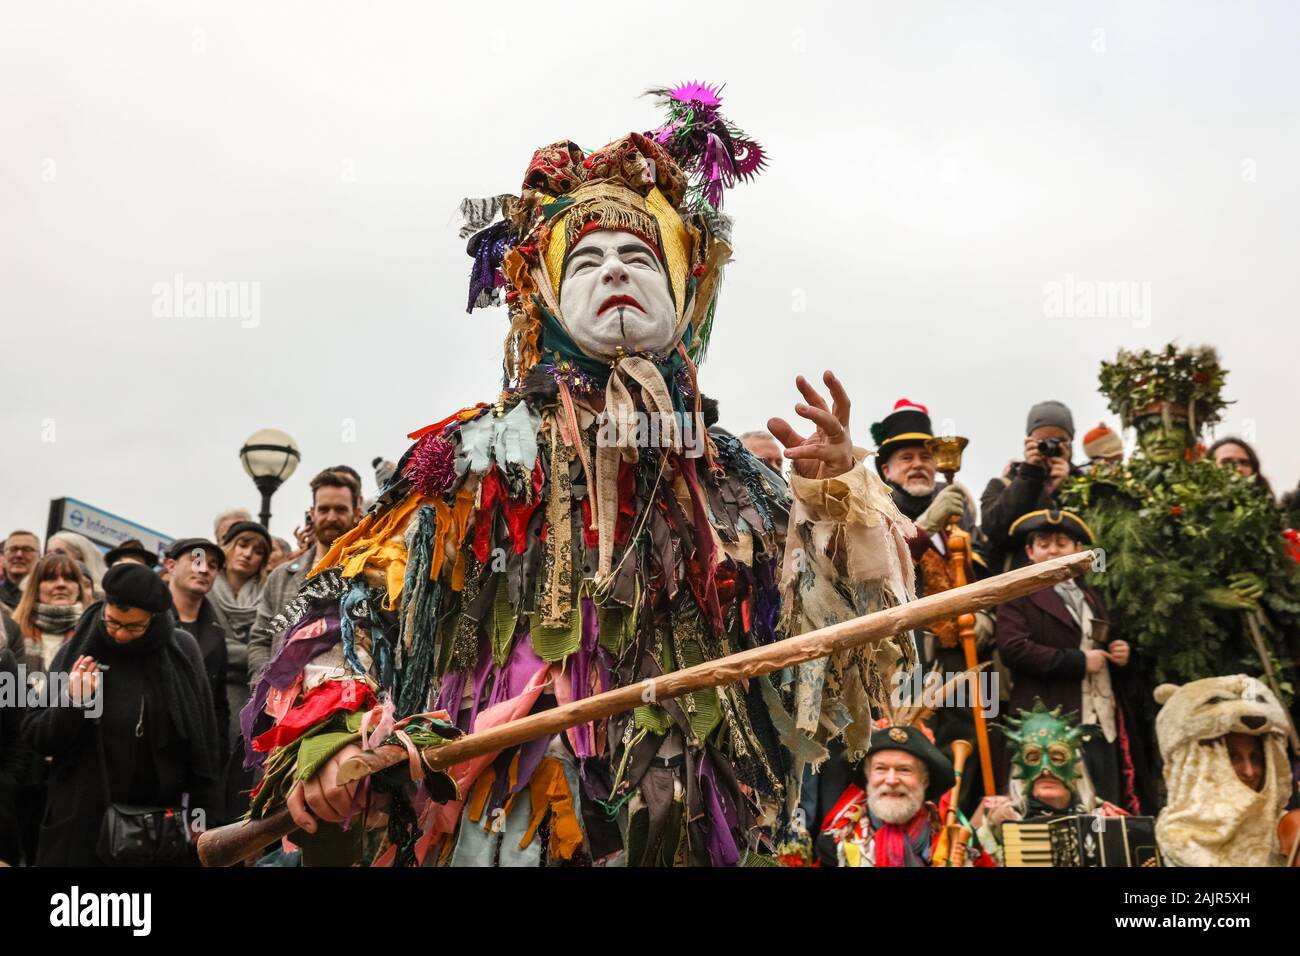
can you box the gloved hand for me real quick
[1203,586,1257,611]
[1228,571,1265,602]
[916,484,968,534]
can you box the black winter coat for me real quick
[979,462,1083,572]
[175,599,231,757]
[0,648,29,864]
[23,620,220,866]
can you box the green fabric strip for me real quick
[490,584,518,667]
[675,636,721,742]
[598,602,635,656]
[530,602,583,663]
[294,710,365,783]
[633,704,672,735]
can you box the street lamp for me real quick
[239,428,301,529]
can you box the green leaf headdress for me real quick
[1097,343,1230,436]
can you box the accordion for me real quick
[1003,814,1161,867]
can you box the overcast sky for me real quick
[2,1,1297,547]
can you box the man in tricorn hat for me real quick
[995,506,1147,813]
[240,84,919,867]
[812,724,956,867]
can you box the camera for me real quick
[1036,437,1064,458]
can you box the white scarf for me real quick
[1054,579,1117,742]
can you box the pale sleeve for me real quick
[774,449,920,788]
[782,448,916,604]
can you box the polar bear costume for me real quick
[1153,675,1291,867]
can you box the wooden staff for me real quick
[946,530,997,798]
[196,549,1097,866]
[1243,608,1300,753]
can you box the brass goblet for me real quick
[925,435,969,485]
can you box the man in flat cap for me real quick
[166,538,232,762]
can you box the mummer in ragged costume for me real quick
[239,84,919,866]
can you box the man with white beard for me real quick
[814,725,957,867]
[867,399,990,819]
[870,399,977,551]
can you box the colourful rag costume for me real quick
[240,84,917,867]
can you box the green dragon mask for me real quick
[1002,699,1086,789]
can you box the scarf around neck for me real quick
[209,570,263,642]
[887,482,938,522]
[868,804,933,867]
[33,601,83,635]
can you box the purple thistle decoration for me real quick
[546,360,598,398]
[404,433,457,496]
[646,81,767,210]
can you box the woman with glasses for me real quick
[23,563,219,866]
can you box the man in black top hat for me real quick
[869,398,990,817]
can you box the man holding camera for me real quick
[980,400,1083,573]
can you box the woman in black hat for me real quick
[23,563,219,865]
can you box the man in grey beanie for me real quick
[978,399,1082,572]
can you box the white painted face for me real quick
[558,229,678,360]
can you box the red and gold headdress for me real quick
[461,83,765,385]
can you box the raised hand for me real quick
[67,655,101,707]
[767,370,855,480]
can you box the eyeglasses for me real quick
[103,609,151,636]
[4,545,37,557]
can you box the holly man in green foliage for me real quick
[1060,344,1300,693]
